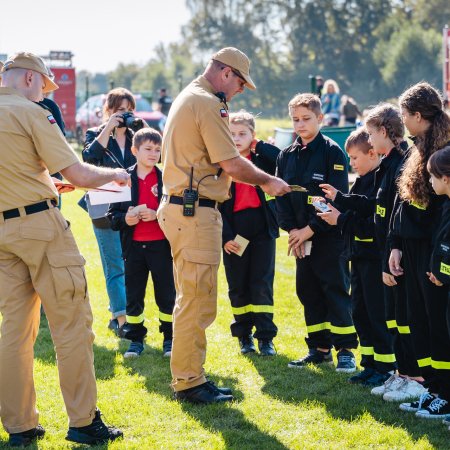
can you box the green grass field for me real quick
[0,131,448,449]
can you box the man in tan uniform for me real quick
[158,47,290,404]
[0,52,127,446]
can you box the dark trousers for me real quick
[384,279,420,377]
[124,239,175,342]
[351,259,395,372]
[403,239,450,394]
[223,207,277,340]
[296,236,358,350]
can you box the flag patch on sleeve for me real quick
[220,109,228,118]
[47,115,57,124]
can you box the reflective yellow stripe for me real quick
[264,192,275,201]
[334,164,344,171]
[376,204,386,217]
[360,346,374,355]
[386,320,397,329]
[307,322,331,333]
[330,324,357,334]
[440,262,450,276]
[354,236,374,242]
[232,304,274,315]
[374,353,396,363]
[126,314,145,324]
[159,312,173,322]
[397,325,411,334]
[431,359,450,370]
[410,201,426,210]
[307,196,313,204]
[417,357,432,367]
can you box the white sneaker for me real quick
[371,374,403,396]
[383,378,427,402]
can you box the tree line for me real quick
[77,0,449,117]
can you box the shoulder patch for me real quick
[334,164,344,171]
[220,108,228,118]
[47,115,57,124]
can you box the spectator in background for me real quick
[315,76,324,98]
[158,88,172,116]
[341,95,362,126]
[322,79,341,126]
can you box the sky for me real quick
[0,0,191,73]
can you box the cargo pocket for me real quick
[47,252,87,304]
[181,248,220,298]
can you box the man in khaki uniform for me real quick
[158,47,290,404]
[0,52,127,446]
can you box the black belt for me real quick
[2,200,56,220]
[163,195,218,208]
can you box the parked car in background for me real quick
[75,93,167,144]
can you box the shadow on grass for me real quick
[248,351,449,448]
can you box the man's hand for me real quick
[125,207,140,226]
[260,176,291,197]
[224,240,241,255]
[288,226,314,258]
[319,183,338,201]
[382,272,397,286]
[112,169,131,187]
[426,271,443,286]
[317,204,340,225]
[389,249,404,277]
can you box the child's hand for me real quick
[317,204,340,225]
[319,183,338,201]
[426,271,443,286]
[382,272,397,286]
[139,208,157,222]
[288,226,314,257]
[224,240,241,255]
[311,195,326,204]
[389,249,404,277]
[125,206,140,226]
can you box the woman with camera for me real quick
[82,87,144,334]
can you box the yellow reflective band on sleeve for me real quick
[410,201,426,210]
[307,322,331,333]
[417,357,432,367]
[232,304,274,315]
[386,320,397,329]
[397,325,411,334]
[159,312,173,322]
[360,346,374,355]
[376,205,386,218]
[126,314,145,324]
[354,236,374,242]
[307,196,313,204]
[334,164,344,171]
[440,262,450,276]
[431,359,450,370]
[330,324,357,334]
[264,192,275,201]
[374,352,396,363]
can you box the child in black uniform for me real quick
[108,128,176,358]
[276,93,358,372]
[427,146,450,427]
[221,111,280,356]
[317,128,396,386]
[389,83,450,416]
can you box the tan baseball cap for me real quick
[1,52,58,93]
[212,47,256,90]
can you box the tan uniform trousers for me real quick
[157,201,222,391]
[0,206,97,433]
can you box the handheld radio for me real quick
[183,167,198,216]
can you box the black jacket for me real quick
[275,132,349,238]
[335,169,379,261]
[107,164,163,260]
[220,141,280,244]
[430,198,450,285]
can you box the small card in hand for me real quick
[289,185,308,192]
[234,234,249,257]
[130,204,147,214]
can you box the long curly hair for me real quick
[398,83,450,207]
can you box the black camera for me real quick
[118,112,145,131]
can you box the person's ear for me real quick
[317,113,324,123]
[415,112,422,122]
[380,126,387,138]
[25,70,33,87]
[131,146,138,156]
[368,148,377,159]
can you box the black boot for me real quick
[174,382,233,404]
[239,335,256,354]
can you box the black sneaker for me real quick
[361,370,391,387]
[399,391,436,412]
[348,367,376,384]
[162,339,172,358]
[239,335,256,354]
[108,318,119,335]
[336,350,356,373]
[124,341,144,358]
[66,409,123,445]
[416,398,450,419]
[288,348,333,368]
[9,425,45,447]
[174,381,233,404]
[258,339,277,356]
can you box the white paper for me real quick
[234,234,250,257]
[88,183,131,205]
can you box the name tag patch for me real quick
[439,243,449,254]
[334,164,344,171]
[312,173,324,181]
[220,109,228,118]
[440,262,450,276]
[47,115,56,124]
[376,204,386,218]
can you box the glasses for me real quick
[230,68,247,87]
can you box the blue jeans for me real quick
[92,226,126,317]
